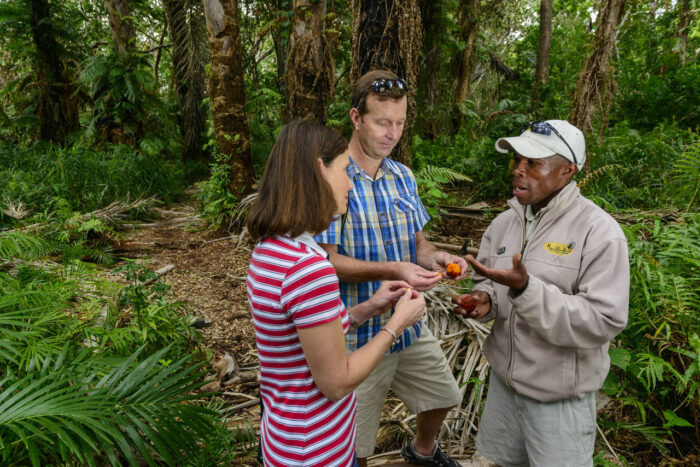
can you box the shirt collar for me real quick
[525,205,537,222]
[348,156,400,181]
[293,232,329,258]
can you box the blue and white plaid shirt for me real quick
[315,157,430,352]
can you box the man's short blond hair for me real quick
[351,70,407,116]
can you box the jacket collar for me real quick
[507,181,580,221]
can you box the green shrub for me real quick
[196,147,241,231]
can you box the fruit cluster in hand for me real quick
[445,263,461,278]
[458,294,477,313]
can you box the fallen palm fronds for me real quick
[228,192,258,232]
[1,196,30,220]
[373,282,491,459]
[10,196,161,233]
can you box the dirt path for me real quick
[116,194,492,466]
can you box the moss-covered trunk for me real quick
[531,0,552,109]
[105,0,137,56]
[28,0,79,143]
[570,0,626,168]
[417,0,445,139]
[452,0,478,134]
[203,0,255,197]
[285,0,335,123]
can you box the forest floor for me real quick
[115,189,496,466]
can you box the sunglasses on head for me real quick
[372,78,408,93]
[521,121,578,165]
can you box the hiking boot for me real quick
[401,439,459,467]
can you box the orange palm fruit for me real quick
[446,263,461,278]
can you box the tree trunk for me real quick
[163,0,209,161]
[273,0,293,98]
[417,0,445,139]
[105,0,136,55]
[203,0,256,197]
[570,0,626,169]
[531,0,552,109]
[676,0,692,65]
[28,0,79,143]
[285,0,335,122]
[351,0,422,167]
[452,0,478,134]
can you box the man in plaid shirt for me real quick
[315,70,467,467]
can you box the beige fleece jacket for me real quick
[473,182,629,402]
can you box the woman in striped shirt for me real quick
[246,121,425,467]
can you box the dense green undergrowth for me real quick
[602,214,700,463]
[412,116,700,216]
[0,233,242,466]
[0,141,186,228]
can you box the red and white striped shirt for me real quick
[247,234,356,467]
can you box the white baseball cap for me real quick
[495,120,586,170]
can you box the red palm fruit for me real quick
[458,294,477,313]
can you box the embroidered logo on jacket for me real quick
[544,242,574,256]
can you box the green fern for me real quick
[577,163,624,189]
[673,139,700,209]
[416,165,473,184]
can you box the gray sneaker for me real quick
[400,439,460,467]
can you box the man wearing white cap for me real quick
[453,120,630,466]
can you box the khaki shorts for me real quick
[476,373,596,467]
[354,325,462,458]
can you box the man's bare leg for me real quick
[358,407,451,466]
[413,407,451,456]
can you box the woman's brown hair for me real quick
[247,120,348,240]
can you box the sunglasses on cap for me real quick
[521,121,578,165]
[372,78,408,93]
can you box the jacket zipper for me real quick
[505,208,556,386]
[506,212,526,386]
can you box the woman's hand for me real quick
[367,280,411,317]
[388,288,426,332]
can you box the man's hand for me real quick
[431,251,469,281]
[368,280,412,318]
[451,291,491,319]
[465,253,529,292]
[393,262,442,291]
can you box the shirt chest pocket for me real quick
[390,197,418,238]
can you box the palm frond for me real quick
[165,0,208,159]
[0,232,55,261]
[0,345,216,466]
